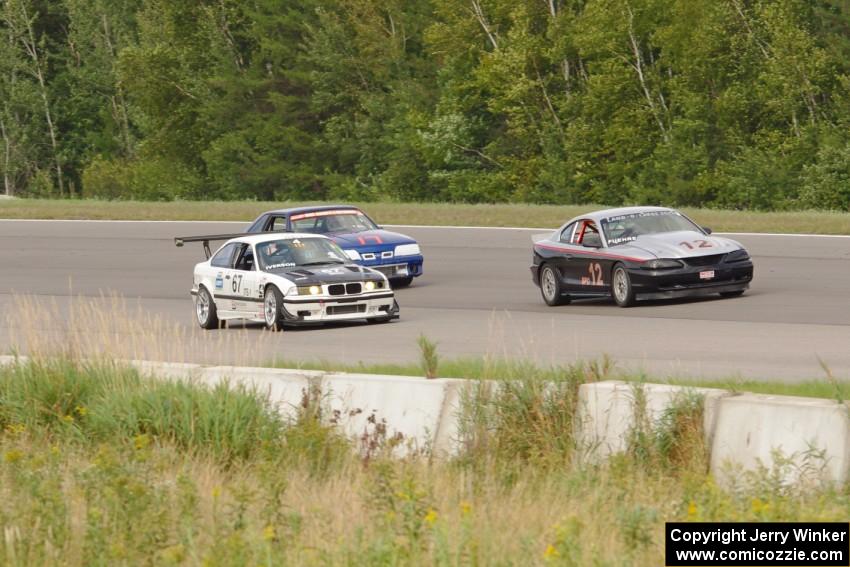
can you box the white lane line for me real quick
[385,224,550,231]
[713,232,850,238]
[1,218,848,238]
[386,225,850,238]
[0,218,247,224]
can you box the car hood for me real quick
[617,231,744,259]
[260,263,384,285]
[329,229,416,248]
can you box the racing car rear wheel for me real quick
[611,264,636,307]
[263,285,285,332]
[195,286,220,329]
[540,264,569,306]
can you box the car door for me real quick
[565,220,608,295]
[227,244,261,318]
[547,222,580,290]
[209,243,239,312]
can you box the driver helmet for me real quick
[325,216,344,231]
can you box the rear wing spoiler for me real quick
[531,231,556,244]
[174,233,254,259]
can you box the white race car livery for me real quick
[183,233,398,330]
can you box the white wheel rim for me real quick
[264,292,277,326]
[542,268,557,301]
[614,269,628,302]
[196,290,209,323]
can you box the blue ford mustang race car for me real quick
[245,205,423,286]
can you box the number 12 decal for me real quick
[679,240,712,250]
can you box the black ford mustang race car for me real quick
[531,206,754,307]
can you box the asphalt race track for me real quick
[1,219,849,381]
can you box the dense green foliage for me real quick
[1,0,849,209]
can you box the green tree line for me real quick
[1,0,849,209]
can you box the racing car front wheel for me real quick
[196,286,220,329]
[611,264,636,307]
[367,299,399,324]
[540,264,569,306]
[391,277,414,288]
[263,286,285,332]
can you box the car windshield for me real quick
[256,238,347,271]
[290,210,377,234]
[601,211,702,245]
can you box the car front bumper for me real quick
[280,292,398,324]
[628,261,754,299]
[357,254,424,279]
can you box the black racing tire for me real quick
[263,285,286,332]
[539,264,569,306]
[720,290,745,298]
[195,286,220,329]
[391,276,414,288]
[611,263,636,307]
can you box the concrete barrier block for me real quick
[126,360,204,380]
[576,380,729,461]
[322,373,455,455]
[200,366,323,419]
[426,378,472,457]
[0,355,27,368]
[711,394,850,484]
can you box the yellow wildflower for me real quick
[460,500,472,517]
[3,450,23,463]
[74,405,88,417]
[424,509,438,525]
[544,544,560,559]
[133,434,150,450]
[263,525,276,541]
[687,501,697,518]
[161,544,186,564]
[212,486,222,499]
[5,423,25,435]
[61,415,74,424]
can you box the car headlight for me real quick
[284,286,298,297]
[343,249,361,260]
[394,243,421,256]
[726,249,750,262]
[296,285,322,296]
[642,259,684,270]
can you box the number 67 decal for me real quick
[680,240,712,250]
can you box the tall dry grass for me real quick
[4,293,284,367]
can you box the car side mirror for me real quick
[582,234,602,248]
[702,226,712,235]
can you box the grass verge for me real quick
[268,356,850,400]
[1,198,849,234]
[1,356,848,566]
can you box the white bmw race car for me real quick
[176,233,399,330]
